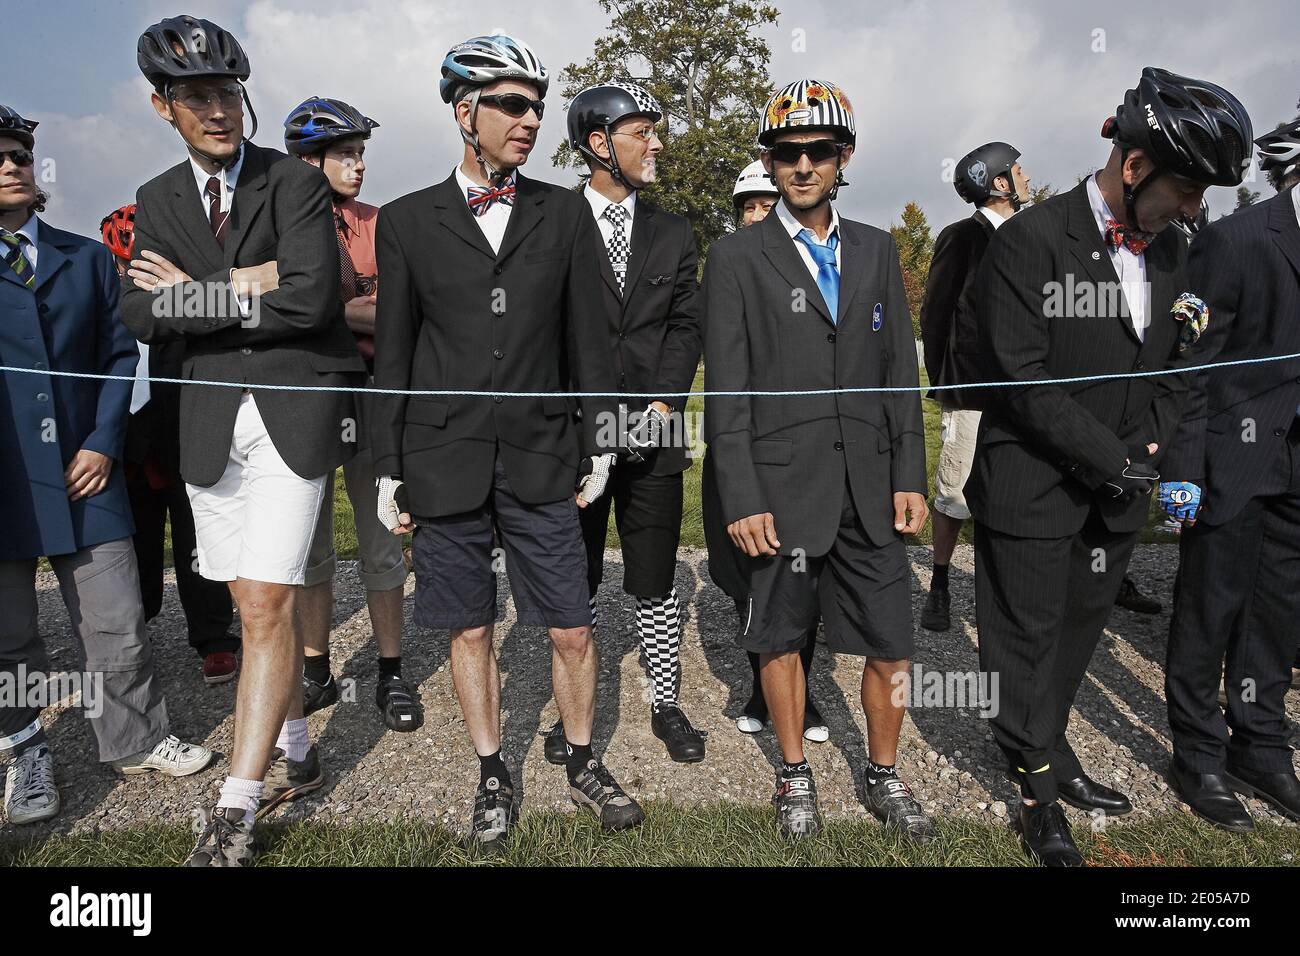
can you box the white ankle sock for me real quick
[276,718,310,762]
[217,776,263,817]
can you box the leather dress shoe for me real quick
[541,720,569,765]
[1225,764,1300,822]
[1017,801,1083,867]
[1167,760,1253,832]
[651,704,706,763]
[1058,774,1133,815]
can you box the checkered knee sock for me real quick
[589,593,599,630]
[636,588,681,709]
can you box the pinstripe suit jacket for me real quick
[1162,188,1300,524]
[965,179,1191,538]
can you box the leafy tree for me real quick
[551,0,779,257]
[889,202,933,338]
[1235,185,1260,209]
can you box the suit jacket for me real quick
[371,172,618,516]
[121,142,364,487]
[0,221,137,559]
[1162,188,1300,523]
[702,210,927,555]
[920,211,994,408]
[588,195,701,476]
[965,179,1191,539]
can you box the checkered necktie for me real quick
[1,229,35,290]
[603,203,630,294]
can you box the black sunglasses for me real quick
[0,149,34,168]
[479,93,545,120]
[767,140,845,165]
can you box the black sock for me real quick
[566,741,594,782]
[303,653,331,685]
[867,760,897,785]
[781,760,810,778]
[931,563,950,591]
[378,655,402,679]
[479,750,509,787]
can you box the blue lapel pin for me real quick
[872,303,883,331]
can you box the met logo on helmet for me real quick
[1145,103,1160,130]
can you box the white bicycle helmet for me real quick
[732,160,778,204]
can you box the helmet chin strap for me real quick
[587,127,631,187]
[1119,150,1161,231]
[170,81,255,171]
[459,90,512,186]
[987,174,1022,211]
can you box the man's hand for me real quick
[728,513,780,557]
[127,250,192,292]
[1103,461,1160,500]
[577,453,617,507]
[376,476,415,534]
[65,449,112,501]
[231,260,280,297]
[893,492,929,535]
[1159,480,1202,525]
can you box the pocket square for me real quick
[1170,292,1209,351]
[647,274,672,285]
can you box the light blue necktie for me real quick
[795,228,840,323]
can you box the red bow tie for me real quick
[467,182,516,217]
[1103,218,1154,255]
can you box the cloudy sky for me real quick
[13,0,1300,239]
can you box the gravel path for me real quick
[11,544,1299,840]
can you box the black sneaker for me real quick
[651,704,707,763]
[376,673,424,732]
[469,776,518,855]
[773,767,822,839]
[184,807,256,867]
[1115,576,1161,614]
[920,588,951,631]
[302,673,339,716]
[541,720,568,765]
[865,773,935,842]
[569,759,645,831]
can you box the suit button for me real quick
[241,348,251,355]
[827,332,837,343]
[1135,361,1145,371]
[493,266,502,275]
[619,332,627,340]
[493,396,503,404]
[834,441,844,451]
[1275,427,1287,437]
[493,349,504,359]
[36,393,48,402]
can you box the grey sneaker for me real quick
[773,767,822,839]
[112,734,214,777]
[469,775,518,854]
[257,745,325,819]
[866,774,935,842]
[569,759,645,832]
[4,744,59,825]
[185,807,255,867]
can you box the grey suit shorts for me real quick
[410,455,592,631]
[736,481,913,659]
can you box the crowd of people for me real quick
[1,14,1299,868]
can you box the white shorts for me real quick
[187,393,329,585]
[933,406,982,521]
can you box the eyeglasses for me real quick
[613,126,657,142]
[478,93,545,120]
[170,85,244,112]
[0,149,34,168]
[766,140,845,166]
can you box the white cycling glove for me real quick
[376,476,412,531]
[577,453,617,505]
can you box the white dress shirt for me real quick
[1293,182,1300,229]
[189,145,245,227]
[584,184,637,249]
[775,198,842,281]
[1086,172,1149,342]
[455,164,515,255]
[977,205,1007,231]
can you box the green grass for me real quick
[2,805,1295,866]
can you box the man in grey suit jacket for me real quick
[703,79,931,842]
[120,16,363,866]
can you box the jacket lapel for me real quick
[33,220,69,293]
[1269,187,1300,282]
[836,220,863,326]
[223,144,270,268]
[167,160,224,273]
[1064,179,1140,346]
[759,211,833,326]
[495,173,545,265]
[620,201,655,311]
[433,173,497,260]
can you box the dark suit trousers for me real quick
[1166,427,1300,774]
[127,465,236,658]
[975,510,1136,803]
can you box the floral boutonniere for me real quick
[1170,293,1209,351]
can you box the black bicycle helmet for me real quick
[284,97,379,156]
[0,104,37,149]
[137,16,251,88]
[1255,118,1300,190]
[954,141,1022,207]
[567,81,662,184]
